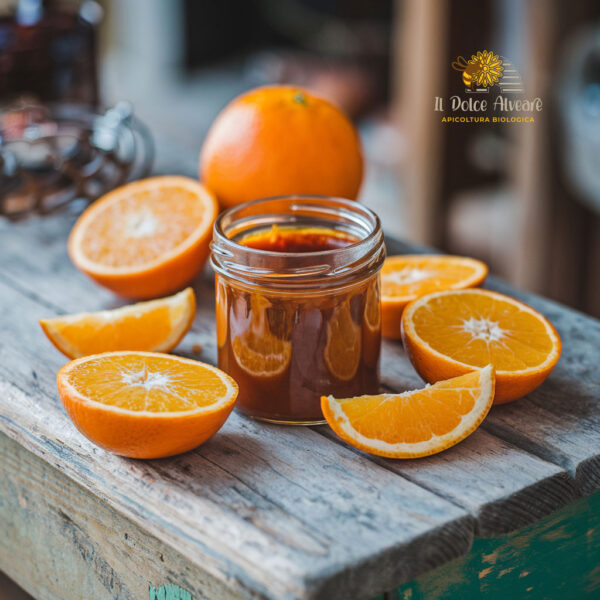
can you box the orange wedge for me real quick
[40,288,196,359]
[322,365,495,458]
[401,289,561,404]
[68,176,218,299]
[57,352,238,458]
[381,255,488,338]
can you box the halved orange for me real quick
[381,255,488,339]
[40,288,196,359]
[57,351,238,458]
[68,176,218,299]
[401,289,561,404]
[322,365,495,458]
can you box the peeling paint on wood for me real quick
[391,491,600,599]
[149,584,197,600]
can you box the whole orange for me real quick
[199,86,364,208]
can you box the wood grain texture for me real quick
[0,214,598,598]
[0,216,582,536]
[318,426,577,538]
[0,372,472,600]
[0,217,473,599]
[384,237,600,496]
[0,433,243,600]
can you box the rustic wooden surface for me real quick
[0,432,243,600]
[0,213,599,600]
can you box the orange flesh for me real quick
[52,306,172,355]
[80,186,208,267]
[40,288,195,359]
[338,371,481,444]
[381,256,486,299]
[238,225,358,253]
[65,354,229,412]
[410,293,554,370]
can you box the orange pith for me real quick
[381,255,488,339]
[68,176,218,299]
[401,289,561,404]
[57,351,238,458]
[40,288,196,359]
[322,365,495,458]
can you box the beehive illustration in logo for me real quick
[452,51,524,93]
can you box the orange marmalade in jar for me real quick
[211,196,385,424]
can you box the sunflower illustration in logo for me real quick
[452,51,504,91]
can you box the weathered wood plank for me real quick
[1,213,598,596]
[318,426,577,538]
[344,339,580,537]
[190,259,581,538]
[1,373,473,600]
[0,257,473,599]
[0,433,242,600]
[384,237,600,496]
[0,214,586,541]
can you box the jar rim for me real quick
[214,194,380,254]
[211,195,385,290]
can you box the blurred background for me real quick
[1,0,600,596]
[1,0,599,313]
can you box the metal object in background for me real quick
[0,101,154,219]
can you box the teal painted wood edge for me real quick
[147,495,600,600]
[149,584,197,600]
[386,491,600,600]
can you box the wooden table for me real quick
[1,212,599,600]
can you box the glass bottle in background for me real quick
[0,0,102,106]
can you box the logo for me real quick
[451,50,524,94]
[434,49,540,123]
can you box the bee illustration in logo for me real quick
[452,51,504,91]
[451,56,484,90]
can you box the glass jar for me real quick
[211,196,385,425]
